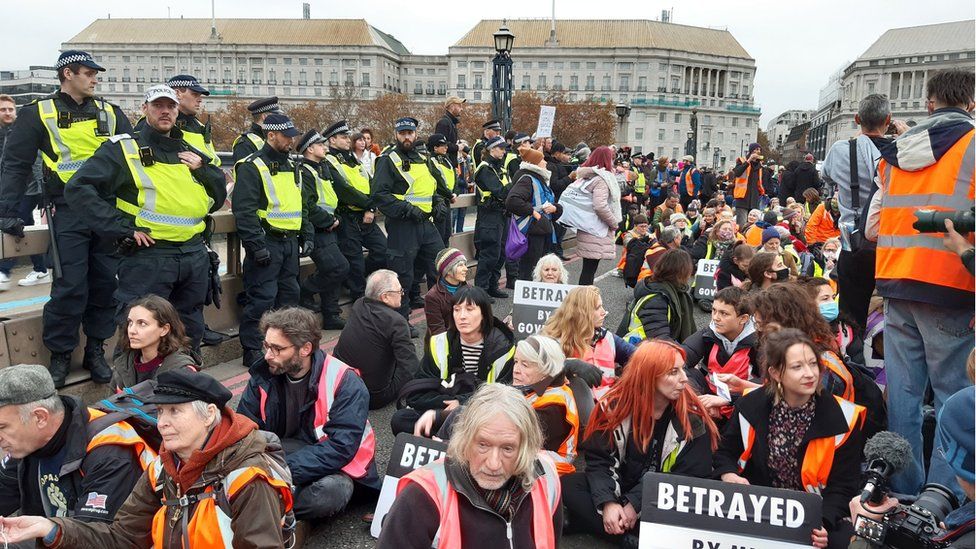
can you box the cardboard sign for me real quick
[370,433,448,538]
[693,259,720,300]
[639,473,822,549]
[511,280,576,340]
[535,105,556,139]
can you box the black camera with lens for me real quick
[913,208,975,234]
[853,483,959,548]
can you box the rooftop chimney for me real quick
[303,3,310,19]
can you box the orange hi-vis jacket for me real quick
[733,162,765,199]
[526,384,580,475]
[396,454,561,549]
[86,408,157,471]
[876,129,975,298]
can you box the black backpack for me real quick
[87,379,163,452]
[623,236,653,284]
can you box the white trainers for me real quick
[18,271,51,287]
[0,272,10,291]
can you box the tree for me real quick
[455,102,491,146]
[321,83,359,126]
[356,93,412,145]
[756,129,782,164]
[507,90,616,149]
[287,101,331,135]
[208,100,252,152]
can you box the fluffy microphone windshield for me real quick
[864,431,914,473]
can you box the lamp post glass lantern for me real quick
[491,25,515,132]
[615,104,630,146]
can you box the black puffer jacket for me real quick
[792,161,821,202]
[505,165,562,236]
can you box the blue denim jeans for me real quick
[884,297,974,498]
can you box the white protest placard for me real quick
[370,433,448,538]
[693,259,720,300]
[511,280,576,340]
[535,105,556,139]
[639,473,822,549]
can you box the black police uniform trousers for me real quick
[303,229,350,320]
[240,235,300,351]
[114,242,209,350]
[43,199,118,353]
[386,215,444,319]
[336,210,388,299]
[473,206,505,291]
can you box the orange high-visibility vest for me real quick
[684,168,696,196]
[146,456,294,548]
[733,163,764,199]
[736,395,865,495]
[876,130,975,294]
[526,385,579,475]
[86,408,157,470]
[311,355,377,479]
[637,244,668,281]
[581,332,617,387]
[821,350,855,403]
[396,454,561,548]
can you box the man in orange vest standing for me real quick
[678,154,701,211]
[237,307,379,529]
[730,143,767,228]
[378,383,563,548]
[869,69,975,499]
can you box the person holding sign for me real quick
[378,384,563,549]
[620,249,697,345]
[506,147,561,281]
[391,286,515,436]
[561,340,718,545]
[713,328,867,548]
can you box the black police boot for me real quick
[487,288,509,299]
[82,339,113,384]
[299,287,320,312]
[409,296,425,310]
[322,316,345,330]
[49,351,72,389]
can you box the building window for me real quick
[299,58,308,66]
[472,61,485,69]
[585,75,594,91]
[474,74,483,89]
[732,117,738,127]
[674,113,681,123]
[619,75,629,91]
[415,82,423,94]
[345,71,354,86]
[283,70,292,85]
[703,115,711,125]
[284,58,292,65]
[458,74,467,89]
[554,62,564,69]
[538,61,548,69]
[314,58,323,66]
[457,60,467,68]
[473,91,482,100]
[314,70,322,85]
[330,70,338,85]
[570,62,580,69]
[672,147,679,158]
[658,129,665,140]
[554,75,562,90]
[635,127,643,140]
[602,75,611,91]
[659,112,666,122]
[638,76,647,91]
[587,62,596,69]
[342,59,356,67]
[361,72,370,86]
[362,59,371,67]
[673,129,681,139]
[539,75,547,88]
[521,74,530,89]
[570,75,578,90]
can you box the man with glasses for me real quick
[334,270,420,409]
[238,306,379,528]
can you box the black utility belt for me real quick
[265,228,299,239]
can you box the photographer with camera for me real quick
[866,68,975,500]
[943,218,975,276]
[849,387,974,548]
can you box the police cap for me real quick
[297,130,326,154]
[427,133,448,149]
[248,96,282,115]
[166,74,210,96]
[485,135,507,151]
[482,119,502,131]
[322,120,351,140]
[56,50,105,72]
[395,117,419,132]
[261,113,300,137]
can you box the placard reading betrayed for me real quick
[536,106,556,139]
[370,433,448,538]
[512,280,575,340]
[693,259,720,300]
[639,473,822,549]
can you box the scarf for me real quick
[160,409,257,490]
[877,108,974,170]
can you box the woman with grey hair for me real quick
[378,383,563,548]
[532,253,570,284]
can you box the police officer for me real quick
[296,129,349,330]
[428,133,458,246]
[472,119,502,165]
[232,96,281,163]
[165,75,220,167]
[473,135,511,299]
[64,85,227,351]
[0,50,132,387]
[323,120,388,301]
[232,113,312,369]
[373,117,450,320]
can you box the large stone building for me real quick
[62,17,761,167]
[0,67,57,105]
[809,20,975,159]
[766,109,814,152]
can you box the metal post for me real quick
[690,108,698,160]
[491,52,513,132]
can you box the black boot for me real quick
[243,348,263,371]
[322,316,345,330]
[299,287,320,312]
[49,351,72,389]
[83,339,113,384]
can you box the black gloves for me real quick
[300,240,314,257]
[564,358,604,388]
[0,217,25,238]
[252,248,272,267]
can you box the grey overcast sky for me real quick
[2,0,973,125]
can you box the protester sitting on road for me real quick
[636,225,683,283]
[742,251,789,291]
[112,294,200,390]
[691,206,716,240]
[0,365,153,527]
[1,369,294,548]
[715,241,755,291]
[681,287,760,423]
[378,383,563,549]
[796,276,865,369]
[333,270,420,410]
[689,218,738,263]
[562,340,718,545]
[744,211,779,247]
[805,197,841,245]
[424,247,469,340]
[714,328,865,549]
[391,286,515,436]
[740,208,762,236]
[544,286,635,397]
[237,307,379,523]
[621,249,696,345]
[534,253,569,284]
[652,191,683,226]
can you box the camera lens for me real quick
[913,483,959,523]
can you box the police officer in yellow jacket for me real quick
[324,120,388,301]
[472,119,502,165]
[428,133,459,246]
[232,96,280,163]
[296,129,349,330]
[134,76,220,169]
[0,50,132,388]
[373,117,451,319]
[233,113,312,369]
[473,136,511,298]
[65,85,226,351]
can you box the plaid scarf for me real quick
[468,470,528,521]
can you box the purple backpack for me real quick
[505,215,529,260]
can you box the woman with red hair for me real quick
[571,146,623,285]
[561,340,718,545]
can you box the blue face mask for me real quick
[819,301,839,322]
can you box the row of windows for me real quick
[97,55,374,68]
